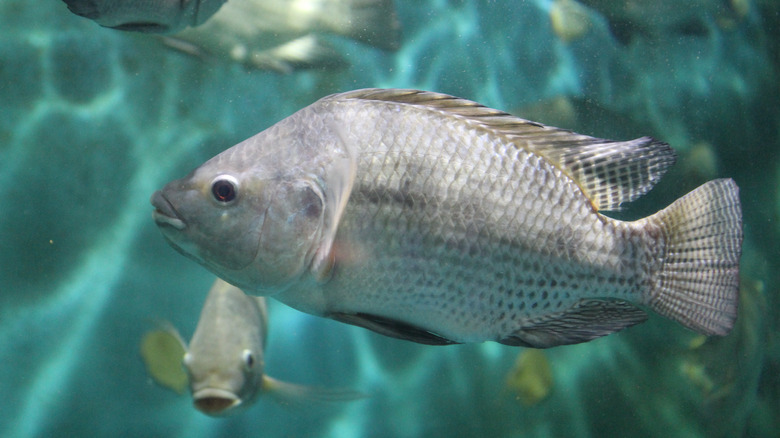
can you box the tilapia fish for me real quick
[140,278,360,416]
[151,88,743,348]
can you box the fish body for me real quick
[61,0,226,33]
[184,277,267,415]
[549,0,593,43]
[140,278,357,416]
[163,0,400,72]
[151,88,743,348]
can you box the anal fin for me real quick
[328,312,460,345]
[500,299,648,348]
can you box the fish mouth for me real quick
[192,389,241,415]
[150,191,186,230]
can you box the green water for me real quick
[0,0,777,437]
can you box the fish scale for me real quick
[151,88,742,348]
[315,97,646,343]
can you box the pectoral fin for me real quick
[329,312,460,345]
[139,325,189,394]
[310,117,358,283]
[262,376,365,409]
[500,299,648,348]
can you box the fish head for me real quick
[185,346,263,416]
[151,150,327,294]
[61,0,226,33]
[183,280,268,417]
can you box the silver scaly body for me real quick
[152,89,742,347]
[277,92,657,345]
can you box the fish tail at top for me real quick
[641,178,743,336]
[324,0,402,51]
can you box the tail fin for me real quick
[643,179,742,336]
[321,0,402,51]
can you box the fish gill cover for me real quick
[0,0,777,437]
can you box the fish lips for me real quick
[151,190,186,230]
[192,388,242,416]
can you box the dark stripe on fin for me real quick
[531,136,676,211]
[328,312,460,345]
[499,299,648,348]
[642,178,742,336]
[328,89,675,211]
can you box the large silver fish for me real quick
[61,0,227,33]
[151,88,743,348]
[140,278,358,416]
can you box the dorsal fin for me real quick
[330,88,677,211]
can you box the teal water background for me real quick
[0,1,777,437]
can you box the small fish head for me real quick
[185,347,264,417]
[151,155,327,294]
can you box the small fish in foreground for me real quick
[151,88,743,348]
[61,0,227,33]
[140,278,361,416]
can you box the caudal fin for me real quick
[321,0,401,51]
[643,179,742,336]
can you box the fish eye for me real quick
[242,349,255,370]
[211,175,239,203]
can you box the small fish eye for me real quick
[242,349,255,369]
[211,176,239,203]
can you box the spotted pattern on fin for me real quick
[499,299,648,348]
[529,136,676,211]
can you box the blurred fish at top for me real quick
[549,0,593,43]
[151,88,743,348]
[140,278,361,416]
[61,0,227,33]
[162,0,401,73]
[576,0,752,44]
